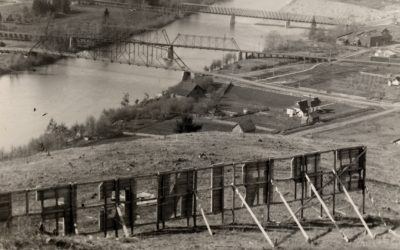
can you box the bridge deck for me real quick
[181,3,344,25]
[79,0,344,26]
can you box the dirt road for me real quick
[288,107,400,137]
[201,71,394,108]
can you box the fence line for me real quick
[0,146,367,242]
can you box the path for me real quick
[200,71,395,108]
[288,107,400,137]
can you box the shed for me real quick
[232,119,256,134]
[170,81,206,99]
[374,49,397,58]
[358,28,392,47]
[337,28,392,47]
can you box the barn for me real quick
[232,119,256,134]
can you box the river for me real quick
[0,0,301,150]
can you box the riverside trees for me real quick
[32,0,71,16]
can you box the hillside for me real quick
[283,0,387,23]
[0,132,400,249]
[0,132,343,191]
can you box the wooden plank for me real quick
[181,171,194,218]
[305,174,349,242]
[274,182,310,243]
[194,191,213,236]
[211,166,224,214]
[98,181,114,200]
[42,211,66,221]
[333,170,375,239]
[233,185,275,248]
[0,194,11,203]
[99,210,117,231]
[264,160,273,205]
[0,193,12,222]
[36,187,69,201]
[243,160,273,207]
[116,205,130,237]
[243,162,259,206]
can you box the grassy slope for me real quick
[0,132,399,249]
[331,0,400,10]
[0,132,343,191]
[284,0,385,22]
[310,111,400,187]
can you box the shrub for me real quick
[121,92,130,107]
[32,0,71,16]
[95,113,120,138]
[84,116,96,137]
[209,59,222,70]
[174,114,202,133]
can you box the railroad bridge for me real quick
[79,1,345,27]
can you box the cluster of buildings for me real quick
[337,28,392,47]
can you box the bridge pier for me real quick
[230,14,236,26]
[178,9,184,18]
[69,37,77,51]
[168,46,174,60]
[238,52,243,61]
[285,20,291,28]
[182,71,191,81]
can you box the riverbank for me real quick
[0,2,183,83]
[0,50,61,74]
[283,0,387,23]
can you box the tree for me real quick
[32,0,71,16]
[264,30,284,51]
[32,0,50,16]
[62,0,71,13]
[121,93,130,107]
[174,114,202,133]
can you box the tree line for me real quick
[32,0,71,16]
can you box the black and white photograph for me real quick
[0,0,399,249]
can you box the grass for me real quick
[0,131,400,249]
[0,3,178,35]
[332,0,400,9]
[282,62,400,101]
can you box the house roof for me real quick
[234,119,256,132]
[171,81,205,97]
[297,100,310,113]
[310,97,322,108]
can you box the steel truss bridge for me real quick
[133,30,331,62]
[0,34,190,71]
[0,31,332,72]
[79,1,345,26]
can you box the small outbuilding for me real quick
[170,81,206,99]
[374,49,397,58]
[232,119,256,134]
[336,28,392,47]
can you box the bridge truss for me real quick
[171,33,240,51]
[78,1,345,26]
[1,29,331,71]
[179,3,345,25]
[30,35,190,71]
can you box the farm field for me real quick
[278,62,400,101]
